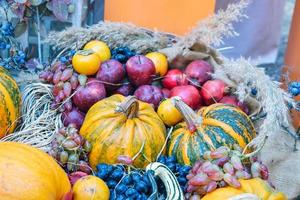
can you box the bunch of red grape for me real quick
[185,146,269,199]
[39,61,78,111]
[48,123,92,173]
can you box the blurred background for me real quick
[0,0,297,81]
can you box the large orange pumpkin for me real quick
[0,67,21,138]
[0,142,71,200]
[80,94,167,169]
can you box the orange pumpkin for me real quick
[80,94,166,169]
[0,142,71,200]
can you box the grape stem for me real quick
[156,126,174,161]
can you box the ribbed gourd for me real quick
[167,98,256,165]
[0,66,21,138]
[80,94,166,169]
[0,142,71,200]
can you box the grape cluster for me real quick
[288,82,300,96]
[111,47,136,63]
[39,61,78,110]
[0,22,14,36]
[157,156,191,192]
[96,163,153,200]
[49,123,92,173]
[185,146,269,199]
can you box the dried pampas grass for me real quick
[46,22,174,54]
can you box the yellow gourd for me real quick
[73,175,110,200]
[202,178,287,200]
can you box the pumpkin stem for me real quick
[116,96,139,119]
[172,97,202,133]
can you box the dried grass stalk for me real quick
[177,0,250,48]
[1,82,61,151]
[46,22,174,54]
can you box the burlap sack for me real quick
[10,0,299,198]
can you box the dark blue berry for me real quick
[166,163,176,172]
[289,87,299,96]
[166,156,177,164]
[116,196,126,200]
[131,173,142,183]
[111,168,124,180]
[140,194,148,200]
[177,176,187,185]
[125,51,135,58]
[60,56,68,63]
[142,174,150,186]
[97,163,109,172]
[135,181,148,193]
[107,179,118,188]
[122,175,133,185]
[181,165,192,174]
[5,44,11,49]
[290,81,300,88]
[115,54,127,63]
[69,49,76,56]
[175,163,181,172]
[97,171,108,180]
[251,87,257,96]
[157,156,166,164]
[116,183,128,194]
[125,188,138,197]
[116,47,126,54]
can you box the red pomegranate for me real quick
[185,60,213,87]
[162,69,188,90]
[170,85,202,110]
[220,95,249,114]
[200,80,227,105]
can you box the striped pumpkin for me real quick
[167,98,256,165]
[0,67,21,138]
[80,94,166,169]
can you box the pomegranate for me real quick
[162,69,188,90]
[220,96,249,114]
[73,78,106,112]
[219,96,239,106]
[96,59,125,91]
[62,108,85,129]
[134,85,163,109]
[126,55,155,86]
[161,88,170,98]
[185,60,213,86]
[200,80,227,105]
[170,85,202,110]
